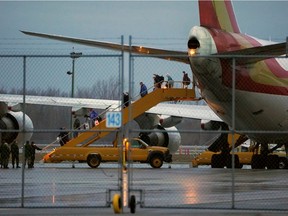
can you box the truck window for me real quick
[131,140,140,148]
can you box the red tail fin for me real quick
[199,0,240,33]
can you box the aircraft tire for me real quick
[278,157,288,169]
[266,155,279,169]
[129,195,136,214]
[251,155,266,169]
[226,154,241,168]
[112,194,122,214]
[211,154,225,168]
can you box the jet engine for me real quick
[0,111,33,145]
[159,115,182,128]
[139,125,181,154]
[201,120,223,130]
[135,113,181,153]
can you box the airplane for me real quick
[0,92,220,155]
[1,0,288,169]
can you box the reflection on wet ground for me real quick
[1,163,288,210]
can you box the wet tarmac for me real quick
[0,162,288,215]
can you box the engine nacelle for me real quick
[201,120,222,130]
[0,111,33,145]
[159,115,182,128]
[139,125,181,154]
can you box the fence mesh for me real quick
[0,51,288,210]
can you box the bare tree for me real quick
[77,76,120,99]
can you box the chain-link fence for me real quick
[1,51,288,210]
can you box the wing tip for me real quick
[20,30,30,35]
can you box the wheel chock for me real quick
[112,193,122,214]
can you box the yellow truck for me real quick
[192,149,287,169]
[191,133,288,169]
[43,138,172,168]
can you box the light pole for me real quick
[67,51,82,98]
[67,51,82,139]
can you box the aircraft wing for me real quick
[146,103,222,122]
[0,94,120,110]
[21,31,189,64]
[21,31,286,66]
[0,93,221,122]
[217,42,286,65]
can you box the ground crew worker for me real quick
[0,142,10,169]
[24,141,33,168]
[30,141,42,168]
[11,140,20,168]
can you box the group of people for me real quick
[58,109,103,145]
[139,70,191,97]
[0,140,42,169]
[84,109,102,129]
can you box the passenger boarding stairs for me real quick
[43,87,197,161]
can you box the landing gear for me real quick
[211,154,225,168]
[211,154,241,168]
[251,154,279,169]
[278,157,288,169]
[251,155,266,169]
[266,155,279,169]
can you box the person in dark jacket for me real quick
[89,109,98,128]
[11,140,20,168]
[139,82,148,97]
[24,141,33,168]
[58,127,70,146]
[0,142,10,169]
[73,116,81,138]
[30,141,42,168]
[182,71,191,88]
[153,74,164,89]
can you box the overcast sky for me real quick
[1,1,288,51]
[0,0,288,94]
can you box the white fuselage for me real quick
[188,26,288,144]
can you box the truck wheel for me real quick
[149,155,163,168]
[87,154,101,168]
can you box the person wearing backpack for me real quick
[153,74,164,89]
